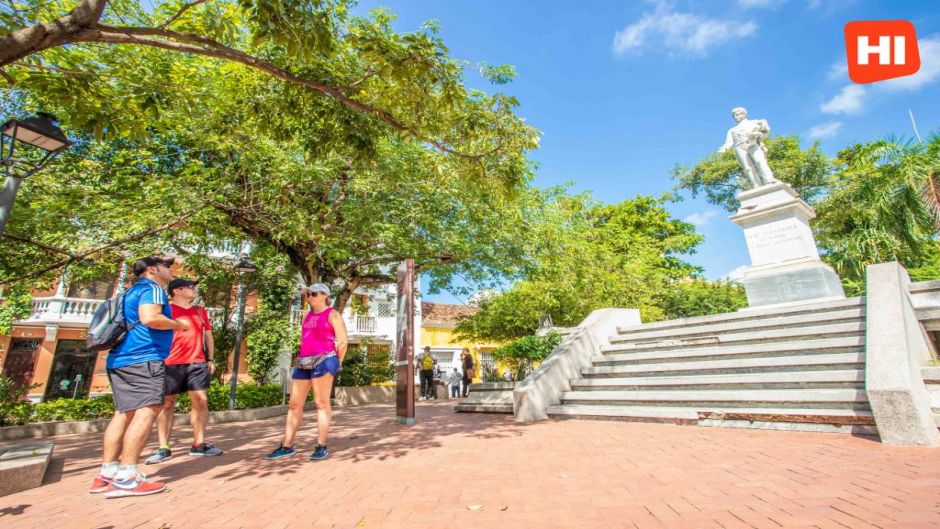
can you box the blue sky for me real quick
[352,1,940,304]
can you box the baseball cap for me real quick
[132,255,175,277]
[304,283,331,296]
[167,278,199,297]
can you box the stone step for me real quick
[570,370,865,391]
[560,388,869,410]
[616,297,864,335]
[545,405,877,434]
[586,352,865,378]
[922,366,940,383]
[455,403,513,413]
[607,322,865,352]
[615,308,864,343]
[598,336,864,364]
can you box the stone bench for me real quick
[0,442,54,496]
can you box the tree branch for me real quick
[1,233,75,257]
[160,0,208,29]
[0,214,192,286]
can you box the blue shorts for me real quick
[292,356,340,380]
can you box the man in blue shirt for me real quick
[90,256,190,499]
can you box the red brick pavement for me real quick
[1,401,938,529]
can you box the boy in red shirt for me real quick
[145,278,222,463]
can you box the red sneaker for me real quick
[89,474,112,493]
[103,473,167,498]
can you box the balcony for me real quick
[289,310,378,335]
[20,296,104,325]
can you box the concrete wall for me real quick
[513,308,640,422]
[865,262,939,446]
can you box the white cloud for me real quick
[879,35,940,92]
[820,84,867,114]
[737,0,785,8]
[806,121,842,139]
[683,210,719,227]
[612,4,758,57]
[827,59,848,81]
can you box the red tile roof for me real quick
[421,302,477,327]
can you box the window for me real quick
[376,302,393,318]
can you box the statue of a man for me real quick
[718,107,777,189]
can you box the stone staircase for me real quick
[545,297,880,434]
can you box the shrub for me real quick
[492,332,564,380]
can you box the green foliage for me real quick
[816,137,940,293]
[456,192,704,341]
[0,284,35,335]
[671,136,833,212]
[0,1,540,311]
[672,133,940,296]
[0,383,284,425]
[0,373,38,426]
[335,344,395,386]
[492,333,563,380]
[660,280,748,319]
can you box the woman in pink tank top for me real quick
[266,283,347,462]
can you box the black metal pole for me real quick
[228,276,248,410]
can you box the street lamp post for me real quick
[228,257,258,410]
[0,113,73,237]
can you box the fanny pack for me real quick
[294,351,336,370]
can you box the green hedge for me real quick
[0,383,286,426]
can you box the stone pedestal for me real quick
[730,182,844,308]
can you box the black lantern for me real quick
[236,258,258,275]
[0,113,73,237]
[1,113,72,178]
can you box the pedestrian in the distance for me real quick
[416,346,437,400]
[461,348,475,398]
[266,283,347,461]
[448,368,462,398]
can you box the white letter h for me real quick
[857,35,906,65]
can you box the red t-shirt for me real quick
[166,304,212,365]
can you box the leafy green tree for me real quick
[815,136,940,293]
[671,136,833,212]
[491,333,562,380]
[0,2,540,312]
[456,192,705,342]
[659,279,747,319]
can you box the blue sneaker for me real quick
[144,447,172,465]
[264,444,296,460]
[310,444,329,461]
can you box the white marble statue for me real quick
[719,107,777,189]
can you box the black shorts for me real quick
[107,361,165,413]
[165,362,211,396]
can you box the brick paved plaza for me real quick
[1,402,938,529]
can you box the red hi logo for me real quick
[845,21,920,84]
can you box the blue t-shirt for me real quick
[107,278,174,369]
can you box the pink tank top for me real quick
[300,307,336,357]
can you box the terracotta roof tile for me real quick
[421,302,477,327]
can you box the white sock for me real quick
[115,465,137,481]
[101,461,119,478]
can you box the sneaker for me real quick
[189,442,223,457]
[264,444,296,460]
[144,447,172,465]
[89,474,112,494]
[419,396,426,401]
[103,473,167,498]
[310,444,329,461]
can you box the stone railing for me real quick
[19,296,104,325]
